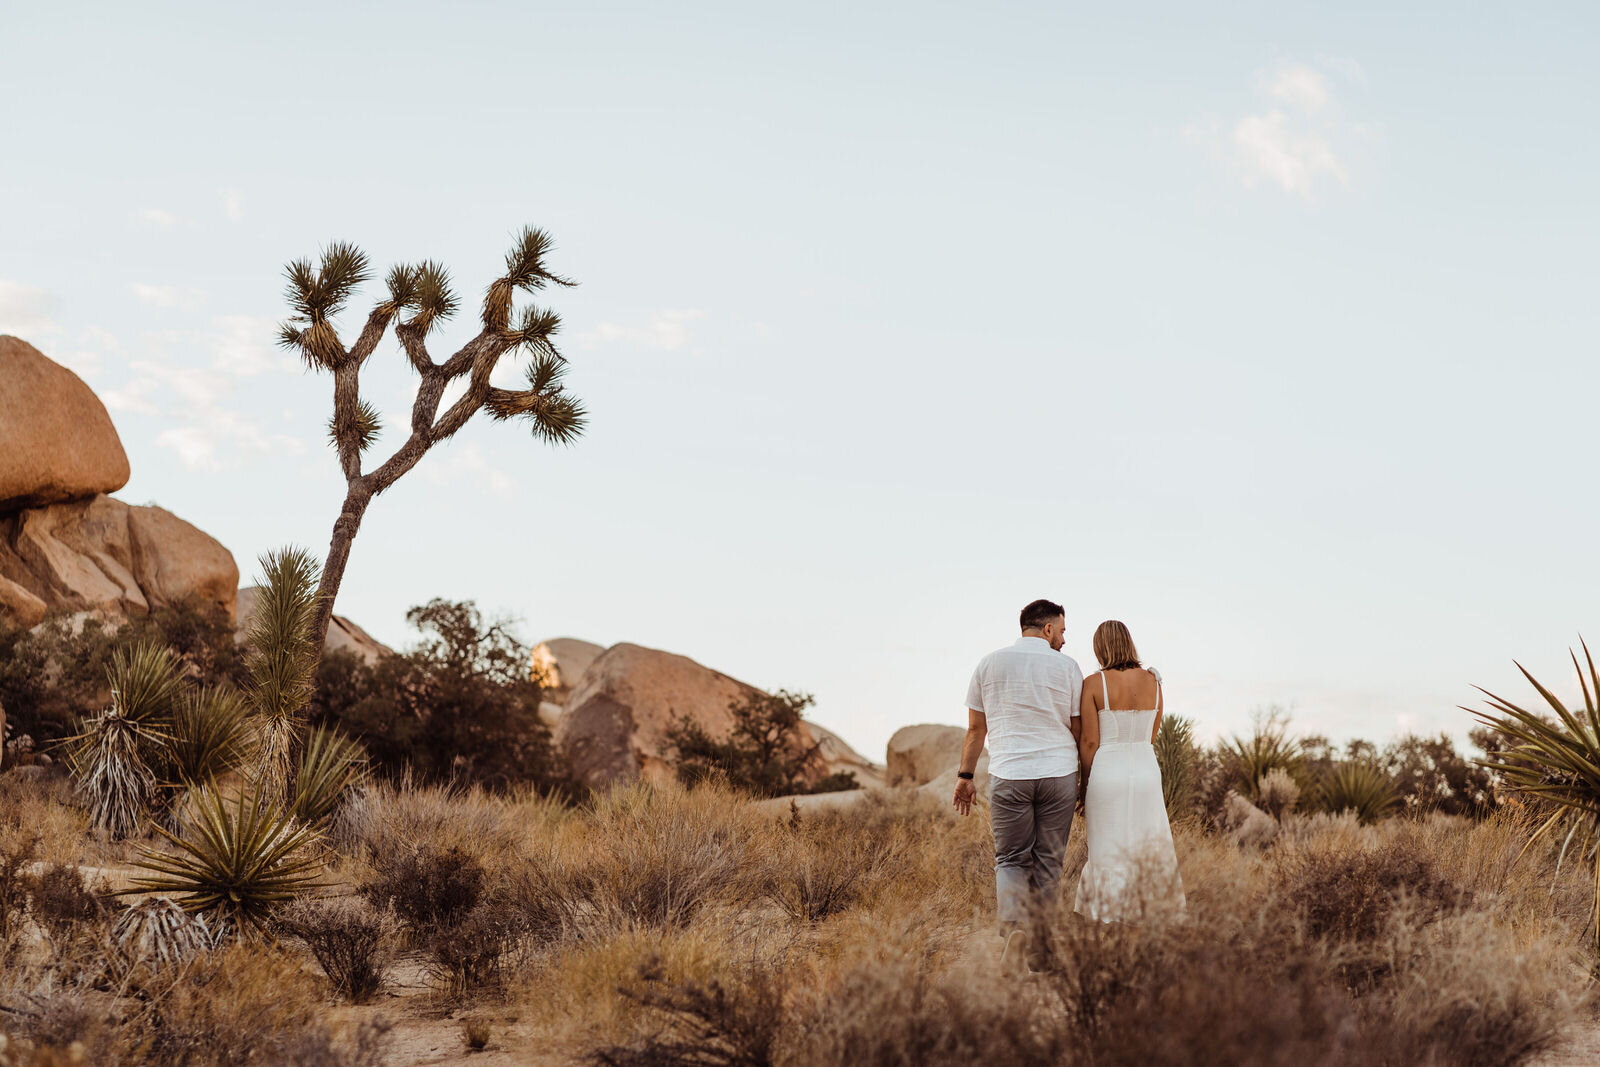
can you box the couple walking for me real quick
[954,598,1185,973]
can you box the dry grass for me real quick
[3,764,1597,1065]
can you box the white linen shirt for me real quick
[966,636,1083,780]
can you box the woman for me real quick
[1073,620,1185,922]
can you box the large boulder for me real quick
[557,642,883,791]
[0,495,237,630]
[0,336,130,511]
[886,723,989,787]
[530,637,606,704]
[235,586,394,665]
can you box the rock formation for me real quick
[0,335,130,511]
[0,495,238,630]
[236,586,394,665]
[531,637,605,703]
[0,338,239,632]
[556,641,884,792]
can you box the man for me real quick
[954,598,1083,976]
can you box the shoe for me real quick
[1001,928,1030,978]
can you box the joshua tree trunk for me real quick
[280,227,587,680]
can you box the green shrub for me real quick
[309,599,566,794]
[667,689,857,799]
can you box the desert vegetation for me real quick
[5,600,1600,1064]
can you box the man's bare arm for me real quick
[953,708,987,816]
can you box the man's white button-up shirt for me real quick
[965,636,1083,781]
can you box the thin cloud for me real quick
[0,280,59,338]
[579,309,706,351]
[1189,60,1363,201]
[131,283,207,311]
[136,207,178,227]
[220,188,244,222]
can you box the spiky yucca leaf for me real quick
[112,897,215,973]
[1316,760,1400,825]
[1155,713,1196,820]
[1471,643,1600,949]
[122,782,328,933]
[326,398,383,453]
[245,547,322,792]
[408,260,458,334]
[1226,716,1303,802]
[107,641,185,726]
[160,685,256,788]
[66,642,184,839]
[291,725,367,826]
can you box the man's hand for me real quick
[953,777,977,816]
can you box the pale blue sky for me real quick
[3,1,1597,762]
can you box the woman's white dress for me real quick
[1073,670,1186,922]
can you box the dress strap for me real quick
[1100,671,1110,711]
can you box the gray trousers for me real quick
[990,773,1078,928]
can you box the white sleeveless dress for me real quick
[1073,670,1186,922]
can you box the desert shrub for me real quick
[309,599,568,794]
[765,812,901,922]
[1313,759,1400,824]
[331,777,533,865]
[1154,713,1197,820]
[362,844,485,930]
[274,1020,394,1067]
[122,941,337,1066]
[578,783,759,930]
[0,598,246,747]
[2,990,113,1063]
[1224,710,1304,803]
[23,863,105,944]
[1222,792,1279,849]
[1282,839,1466,944]
[588,959,787,1067]
[426,901,527,998]
[1380,733,1497,818]
[793,955,1073,1067]
[463,1013,493,1050]
[1256,767,1299,821]
[277,896,397,1003]
[0,833,38,941]
[667,689,857,799]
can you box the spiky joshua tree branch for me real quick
[278,226,587,660]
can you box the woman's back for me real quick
[1090,668,1161,745]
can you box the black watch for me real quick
[957,771,975,781]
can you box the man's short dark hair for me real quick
[1019,599,1064,631]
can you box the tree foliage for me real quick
[308,599,565,794]
[667,689,859,799]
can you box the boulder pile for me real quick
[0,337,238,631]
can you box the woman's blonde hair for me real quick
[1093,620,1141,670]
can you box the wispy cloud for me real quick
[107,358,302,471]
[1188,61,1365,201]
[0,280,60,338]
[131,283,207,311]
[579,309,706,351]
[421,440,515,497]
[220,188,244,222]
[135,207,178,227]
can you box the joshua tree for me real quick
[277,226,587,657]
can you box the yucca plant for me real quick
[1471,643,1600,951]
[245,547,323,795]
[291,724,368,826]
[1226,712,1304,803]
[1155,713,1197,820]
[122,781,329,933]
[1315,760,1399,825]
[111,897,215,973]
[66,642,184,839]
[158,685,257,789]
